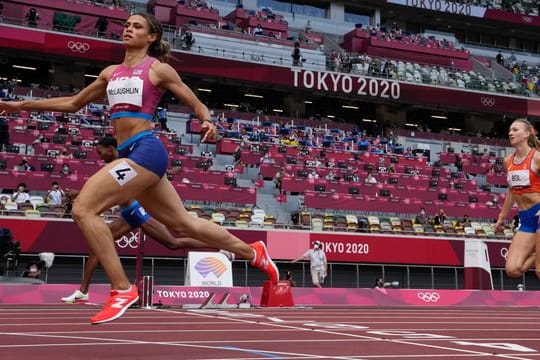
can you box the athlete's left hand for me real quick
[201,120,217,142]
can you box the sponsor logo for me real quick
[67,40,90,53]
[500,247,508,259]
[115,231,143,249]
[417,292,440,303]
[480,97,496,107]
[195,257,227,278]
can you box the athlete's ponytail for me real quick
[515,118,540,149]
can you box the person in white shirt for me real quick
[46,181,65,205]
[12,183,30,204]
[292,240,327,288]
[365,172,378,184]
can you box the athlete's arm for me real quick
[496,190,514,230]
[0,66,115,114]
[151,62,216,141]
[531,150,540,174]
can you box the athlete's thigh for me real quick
[506,231,536,268]
[74,158,160,215]
[136,177,191,229]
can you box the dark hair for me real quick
[97,135,117,148]
[132,12,171,62]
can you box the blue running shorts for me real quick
[117,131,168,178]
[517,202,540,233]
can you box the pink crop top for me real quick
[106,57,164,121]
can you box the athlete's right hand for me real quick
[0,100,22,115]
[494,217,504,230]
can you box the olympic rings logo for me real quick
[480,97,496,107]
[115,231,144,249]
[500,247,508,259]
[67,41,90,53]
[417,292,440,303]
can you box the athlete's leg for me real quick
[79,219,135,293]
[535,231,540,280]
[80,252,99,294]
[137,177,254,259]
[141,217,232,250]
[71,158,160,290]
[109,218,135,240]
[506,231,536,277]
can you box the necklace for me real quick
[124,54,146,67]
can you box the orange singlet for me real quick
[506,148,540,195]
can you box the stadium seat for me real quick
[235,219,249,228]
[25,209,41,218]
[17,202,35,212]
[311,218,323,232]
[250,214,265,227]
[211,212,225,225]
[368,216,380,232]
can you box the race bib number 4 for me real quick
[109,160,137,186]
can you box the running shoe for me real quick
[61,289,88,303]
[90,285,139,324]
[250,241,279,284]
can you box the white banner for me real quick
[185,251,233,287]
[387,0,486,18]
[464,239,493,289]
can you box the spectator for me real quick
[365,172,378,184]
[273,166,289,191]
[350,170,360,182]
[433,209,447,226]
[233,140,246,163]
[59,148,73,159]
[22,260,45,279]
[496,51,505,65]
[12,183,30,204]
[260,152,274,164]
[291,41,303,67]
[0,195,9,206]
[26,7,40,28]
[374,277,385,288]
[292,240,327,288]
[415,207,429,225]
[46,182,65,206]
[325,170,336,180]
[0,117,8,151]
[95,16,109,38]
[459,214,471,227]
[16,158,35,172]
[60,163,72,175]
[182,31,195,51]
[308,169,319,179]
[284,270,296,287]
[253,24,264,36]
